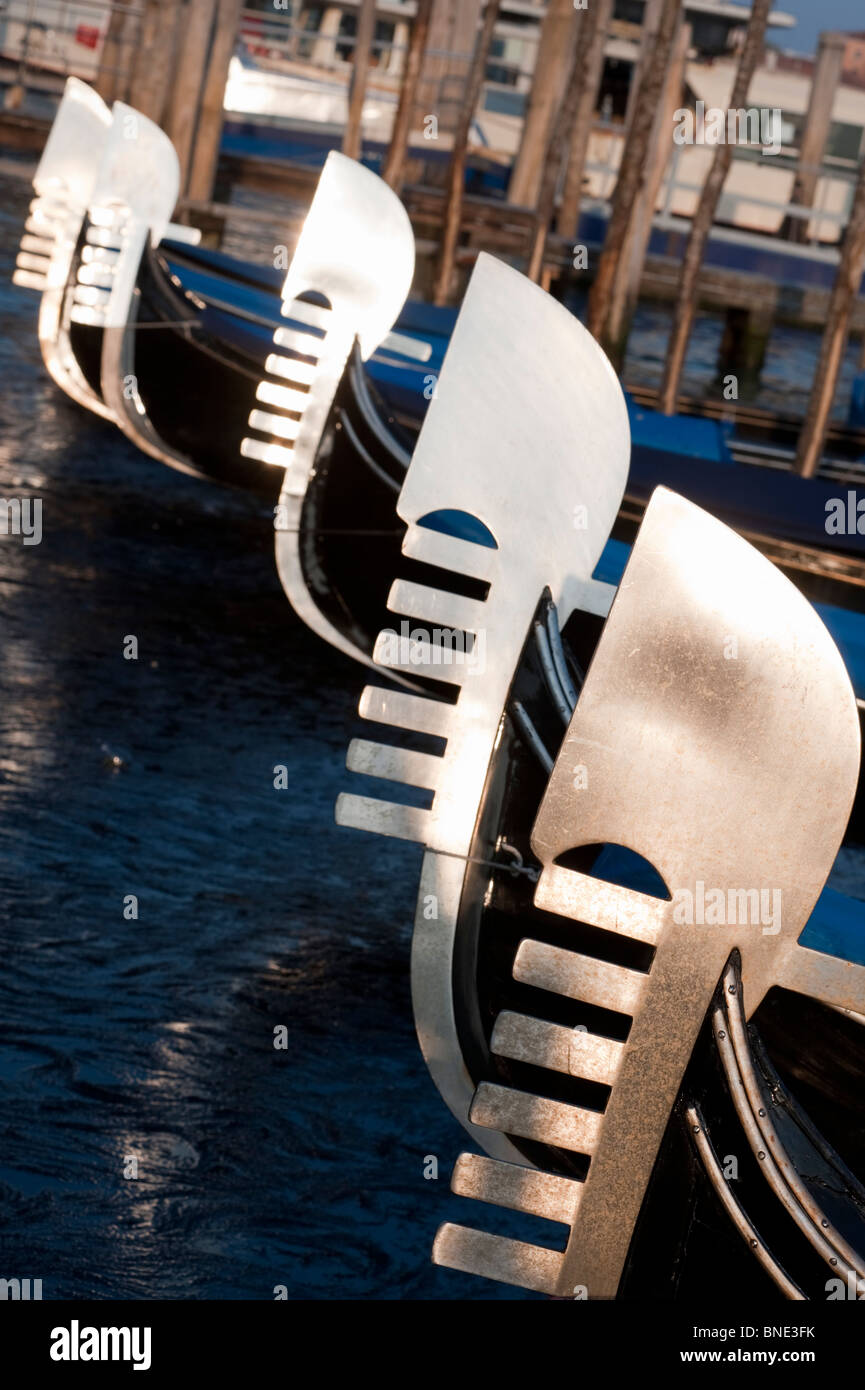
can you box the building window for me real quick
[597,57,631,121]
[336,14,396,67]
[826,120,863,163]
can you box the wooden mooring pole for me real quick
[524,3,593,284]
[381,0,434,191]
[604,6,690,369]
[186,0,243,208]
[127,0,182,126]
[658,0,772,416]
[433,0,501,307]
[556,0,613,243]
[508,0,580,210]
[781,31,845,244]
[343,0,377,161]
[166,0,218,194]
[586,0,680,352]
[94,0,136,107]
[795,157,865,477]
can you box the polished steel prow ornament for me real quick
[337,252,631,1153]
[433,487,864,1298]
[240,151,416,667]
[12,77,113,418]
[72,102,185,452]
[13,83,198,424]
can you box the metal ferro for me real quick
[12,77,113,418]
[337,251,632,1157]
[433,487,863,1298]
[240,151,416,668]
[77,102,185,455]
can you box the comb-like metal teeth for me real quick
[371,628,466,684]
[25,214,62,239]
[534,865,666,945]
[264,351,317,387]
[490,1010,624,1086]
[358,686,454,739]
[451,1152,582,1224]
[71,283,109,309]
[255,380,309,414]
[284,299,332,332]
[345,738,443,790]
[65,303,104,328]
[240,437,295,468]
[80,243,120,266]
[401,526,497,583]
[469,1082,603,1154]
[19,234,55,256]
[432,1224,564,1296]
[12,268,48,291]
[272,323,325,357]
[335,792,430,842]
[387,578,486,635]
[84,224,123,250]
[15,251,51,275]
[242,297,335,469]
[513,939,647,1016]
[76,263,115,289]
[247,409,301,443]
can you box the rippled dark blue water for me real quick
[0,174,539,1299]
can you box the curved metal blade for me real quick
[240,151,416,668]
[12,79,114,417]
[436,486,862,1298]
[33,76,111,209]
[337,252,631,1156]
[83,103,184,455]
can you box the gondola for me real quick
[97,207,865,613]
[103,238,865,614]
[18,85,865,634]
[337,254,865,1300]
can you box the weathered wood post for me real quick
[94,0,136,107]
[623,0,663,130]
[508,0,581,210]
[4,0,36,110]
[782,31,845,245]
[128,0,183,126]
[524,4,592,284]
[586,0,681,351]
[343,0,378,161]
[433,0,501,307]
[186,0,244,210]
[415,0,484,142]
[557,0,614,242]
[658,0,772,416]
[795,156,865,477]
[167,0,218,194]
[604,18,690,368]
[381,0,434,191]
